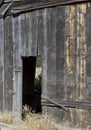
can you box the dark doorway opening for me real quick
[22,56,42,113]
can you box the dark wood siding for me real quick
[56,6,65,101]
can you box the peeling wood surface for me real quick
[65,4,87,101]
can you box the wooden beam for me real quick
[5,0,90,16]
[42,96,91,110]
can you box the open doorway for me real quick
[22,56,42,113]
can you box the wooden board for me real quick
[47,8,56,100]
[86,3,91,101]
[42,6,66,120]
[4,16,13,111]
[65,5,77,100]
[0,19,4,111]
[37,10,43,56]
[20,12,38,56]
[5,0,90,16]
[12,16,22,117]
[30,11,38,56]
[56,6,65,101]
[42,8,48,114]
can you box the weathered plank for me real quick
[20,13,28,56]
[31,11,38,56]
[56,6,65,101]
[42,8,48,114]
[65,5,77,100]
[20,11,38,56]
[27,12,33,56]
[4,16,13,111]
[46,8,57,101]
[8,0,90,16]
[37,10,43,56]
[42,6,66,123]
[76,3,86,100]
[20,12,38,56]
[65,5,77,123]
[12,16,22,116]
[12,16,22,66]
[65,4,87,101]
[77,4,87,100]
[0,19,4,111]
[86,2,91,101]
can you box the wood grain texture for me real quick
[5,0,90,16]
[0,19,4,111]
[56,6,65,101]
[37,10,43,56]
[4,16,13,111]
[86,3,91,101]
[1,2,91,127]
[47,8,56,100]
[42,8,48,114]
[65,4,86,101]
[12,16,22,116]
[76,3,86,101]
[31,11,38,56]
[65,5,77,100]
[42,6,66,121]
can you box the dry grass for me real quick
[0,111,13,124]
[0,106,55,130]
[0,107,89,130]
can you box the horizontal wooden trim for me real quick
[42,96,91,110]
[5,0,91,16]
[13,65,22,72]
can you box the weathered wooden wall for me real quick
[41,2,91,128]
[0,1,91,128]
[12,10,43,116]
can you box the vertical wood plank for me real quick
[42,9,48,114]
[47,8,56,100]
[42,7,66,123]
[20,13,30,56]
[27,12,33,56]
[24,11,38,57]
[37,10,43,56]
[0,19,4,111]
[20,14,28,56]
[56,6,65,101]
[77,4,86,100]
[65,5,77,100]
[12,16,22,117]
[31,11,38,56]
[13,16,22,66]
[65,4,87,127]
[4,16,13,111]
[86,2,91,101]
